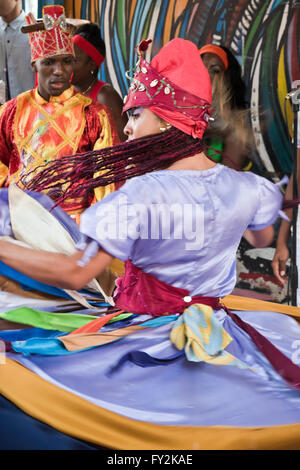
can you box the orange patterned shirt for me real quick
[0,86,119,218]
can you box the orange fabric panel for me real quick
[223,295,300,319]
[1,358,300,449]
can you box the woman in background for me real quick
[72,22,128,141]
[199,44,258,172]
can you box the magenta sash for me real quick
[114,259,300,391]
[114,259,220,316]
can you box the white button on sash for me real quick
[183,296,192,303]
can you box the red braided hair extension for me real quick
[22,127,206,207]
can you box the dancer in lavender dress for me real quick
[0,38,300,450]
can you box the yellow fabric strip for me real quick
[109,257,124,277]
[0,102,8,187]
[223,295,300,319]
[0,161,8,187]
[170,303,249,369]
[243,160,253,171]
[1,358,300,449]
[93,108,116,202]
[0,101,8,118]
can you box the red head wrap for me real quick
[24,6,74,63]
[72,35,104,67]
[198,44,229,70]
[123,38,212,139]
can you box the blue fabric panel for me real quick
[0,394,100,450]
[0,261,73,299]
[0,327,65,341]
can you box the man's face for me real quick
[32,55,74,101]
[0,0,18,18]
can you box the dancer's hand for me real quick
[271,243,290,286]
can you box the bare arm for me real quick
[97,85,128,142]
[0,240,113,291]
[271,170,295,286]
[243,225,274,248]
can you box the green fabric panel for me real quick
[207,138,223,163]
[0,308,131,332]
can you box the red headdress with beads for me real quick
[123,38,212,139]
[22,5,74,63]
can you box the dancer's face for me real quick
[124,108,164,141]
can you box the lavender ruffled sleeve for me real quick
[247,176,283,231]
[78,189,141,263]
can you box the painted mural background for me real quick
[62,0,299,174]
[59,0,299,303]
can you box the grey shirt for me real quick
[0,10,35,101]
